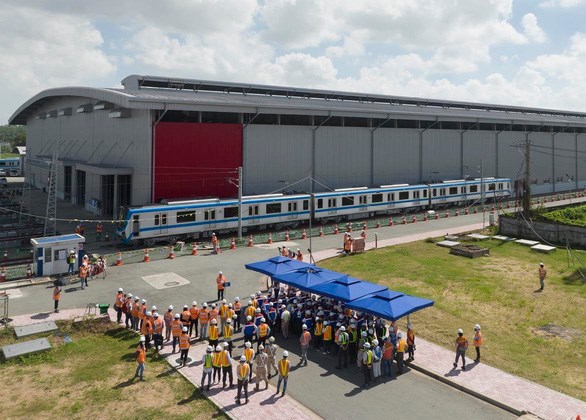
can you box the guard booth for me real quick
[30,234,85,276]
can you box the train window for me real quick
[162,214,167,225]
[288,202,298,212]
[303,200,309,210]
[266,203,282,214]
[498,183,503,190]
[224,207,238,218]
[204,210,216,220]
[423,190,428,198]
[462,186,467,193]
[440,188,446,196]
[433,189,437,197]
[449,187,457,195]
[342,196,354,206]
[398,191,409,200]
[470,185,478,193]
[317,199,324,209]
[372,193,383,203]
[488,183,496,191]
[177,211,196,223]
[154,214,160,226]
[414,191,420,199]
[132,215,140,237]
[248,205,259,216]
[359,196,367,205]
[328,198,337,208]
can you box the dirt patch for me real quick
[530,324,581,341]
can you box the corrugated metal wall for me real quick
[463,130,497,177]
[373,128,419,184]
[422,130,461,181]
[554,133,577,184]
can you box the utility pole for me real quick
[19,159,31,225]
[309,175,313,263]
[480,158,485,229]
[44,152,57,236]
[523,135,532,216]
[237,166,243,240]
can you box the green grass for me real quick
[535,203,586,227]
[0,319,226,419]
[320,237,586,400]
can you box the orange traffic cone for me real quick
[389,218,394,227]
[143,249,150,263]
[334,224,339,234]
[285,231,290,241]
[302,229,307,240]
[230,237,236,250]
[116,251,123,266]
[464,208,469,215]
[411,214,417,223]
[445,211,449,218]
[360,228,366,239]
[402,216,407,224]
[362,222,367,231]
[247,235,254,247]
[319,227,324,237]
[168,246,175,259]
[26,265,32,278]
[0,267,5,282]
[455,209,459,217]
[191,243,198,256]
[267,233,273,244]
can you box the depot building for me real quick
[9,74,586,218]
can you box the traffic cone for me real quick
[455,209,459,217]
[334,224,339,234]
[230,237,236,250]
[347,223,352,232]
[302,229,307,240]
[473,207,478,214]
[0,267,5,282]
[115,251,123,266]
[285,231,290,241]
[464,208,469,215]
[247,235,254,247]
[191,243,198,256]
[389,218,394,227]
[445,211,449,218]
[376,221,381,228]
[411,214,417,223]
[435,212,439,220]
[143,249,150,263]
[360,228,366,239]
[319,227,324,237]
[267,233,273,244]
[168,246,175,259]
[402,216,406,224]
[362,222,367,231]
[26,265,32,278]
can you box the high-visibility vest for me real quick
[131,304,140,318]
[223,326,233,339]
[397,339,406,352]
[278,359,290,377]
[219,305,228,318]
[314,323,323,336]
[407,329,415,345]
[244,348,254,362]
[181,310,191,324]
[164,311,173,325]
[216,275,225,290]
[208,325,219,340]
[221,350,231,367]
[383,342,394,360]
[237,363,249,380]
[251,300,258,309]
[79,266,88,277]
[209,309,219,322]
[136,346,146,363]
[245,306,255,318]
[179,333,190,350]
[141,319,152,335]
[474,332,483,347]
[204,354,213,368]
[456,336,468,350]
[96,223,103,233]
[138,304,147,319]
[233,302,241,312]
[365,350,373,365]
[212,352,222,367]
[300,331,311,346]
[323,325,332,341]
[53,287,61,301]
[115,293,124,308]
[171,320,182,337]
[153,319,164,334]
[259,323,269,338]
[227,309,235,320]
[199,309,209,324]
[338,332,349,345]
[189,306,199,320]
[349,328,357,343]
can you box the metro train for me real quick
[117,177,511,245]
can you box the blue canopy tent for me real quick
[245,256,313,277]
[272,266,345,292]
[310,275,388,302]
[345,289,434,321]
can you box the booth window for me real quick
[45,247,52,262]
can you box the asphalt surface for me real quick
[5,209,528,419]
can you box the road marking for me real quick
[142,273,190,289]
[255,241,299,250]
[6,288,23,299]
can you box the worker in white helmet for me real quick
[179,326,190,367]
[281,304,291,340]
[131,296,141,331]
[123,293,133,329]
[371,339,382,382]
[406,322,416,362]
[171,313,182,353]
[454,329,469,371]
[235,355,250,405]
[362,342,373,387]
[188,301,199,339]
[134,336,146,381]
[243,341,255,381]
[219,298,229,330]
[164,305,174,342]
[299,324,311,366]
[266,336,278,379]
[473,324,483,363]
[115,287,125,323]
[276,350,290,396]
[199,302,210,340]
[254,344,269,391]
[396,331,407,374]
[201,346,214,391]
[141,311,154,351]
[216,270,227,301]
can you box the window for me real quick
[342,196,354,206]
[423,190,428,198]
[470,185,478,193]
[439,188,446,196]
[224,207,238,218]
[359,195,367,205]
[45,247,52,263]
[177,211,195,223]
[266,203,282,214]
[303,200,309,210]
[449,187,458,195]
[462,186,467,194]
[54,249,65,261]
[161,214,167,225]
[248,205,259,216]
[498,183,503,190]
[433,189,437,197]
[154,214,160,226]
[317,199,324,209]
[205,210,216,220]
[488,183,496,191]
[328,198,337,208]
[372,193,383,203]
[414,191,420,199]
[399,191,409,200]
[288,202,298,212]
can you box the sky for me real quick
[2,0,586,124]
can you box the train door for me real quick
[132,215,140,237]
[287,201,298,219]
[248,205,259,224]
[205,209,217,229]
[154,213,168,234]
[359,195,367,209]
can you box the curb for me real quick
[407,361,526,417]
[0,277,53,291]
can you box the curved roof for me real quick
[10,74,586,126]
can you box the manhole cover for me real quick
[165,281,180,287]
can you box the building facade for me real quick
[10,74,586,217]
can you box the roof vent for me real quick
[35,113,47,120]
[58,107,72,116]
[94,101,114,111]
[47,110,58,118]
[77,103,93,113]
[109,108,131,118]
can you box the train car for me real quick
[117,193,310,245]
[428,177,511,207]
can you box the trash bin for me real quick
[97,303,110,315]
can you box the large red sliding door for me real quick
[153,122,243,202]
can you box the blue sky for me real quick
[2,0,586,124]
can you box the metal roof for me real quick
[9,74,586,126]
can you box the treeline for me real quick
[0,125,26,150]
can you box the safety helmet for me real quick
[139,336,145,342]
[232,314,238,319]
[245,341,252,348]
[278,299,283,304]
[202,302,208,307]
[141,299,146,303]
[228,303,233,308]
[226,318,232,324]
[212,303,216,308]
[215,346,221,352]
[255,308,261,313]
[182,326,187,332]
[240,355,246,362]
[222,342,229,347]
[174,313,180,319]
[281,305,286,309]
[372,339,379,346]
[211,319,217,324]
[368,328,374,334]
[168,305,173,310]
[206,346,213,352]
[474,324,481,331]
[269,336,275,343]
[151,305,157,311]
[118,287,123,292]
[192,301,197,306]
[259,344,264,350]
[222,299,226,304]
[458,329,464,334]
[183,305,188,309]
[235,297,240,301]
[361,331,367,337]
[134,297,140,301]
[146,311,152,317]
[218,271,222,274]
[363,342,371,349]
[248,300,253,305]
[398,332,403,338]
[340,326,347,332]
[261,317,266,323]
[127,293,133,298]
[302,324,308,330]
[306,310,311,315]
[336,322,342,327]
[153,313,159,318]
[246,316,252,321]
[324,321,329,325]
[283,351,289,357]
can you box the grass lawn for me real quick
[320,237,586,400]
[0,318,226,419]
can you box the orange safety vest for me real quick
[281,248,288,257]
[189,306,199,320]
[227,309,235,320]
[199,309,209,324]
[212,352,222,367]
[79,265,88,278]
[300,331,311,346]
[383,342,394,360]
[216,275,225,290]
[474,332,483,347]
[219,305,228,318]
[221,350,231,367]
[278,359,290,377]
[237,363,249,380]
[344,239,352,251]
[179,333,190,350]
[244,348,254,363]
[53,286,61,301]
[208,325,219,340]
[138,304,147,319]
[234,302,242,312]
[115,292,124,308]
[396,338,406,352]
[171,319,182,337]
[181,310,191,324]
[245,306,255,318]
[164,311,173,325]
[141,318,153,336]
[153,319,164,334]
[223,325,233,339]
[456,336,468,350]
[251,299,258,309]
[131,303,140,318]
[314,323,323,336]
[296,252,303,261]
[407,329,415,345]
[96,223,103,233]
[136,346,146,363]
[259,323,269,338]
[323,325,332,341]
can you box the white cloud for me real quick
[539,0,586,7]
[522,13,547,43]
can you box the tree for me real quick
[0,125,26,150]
